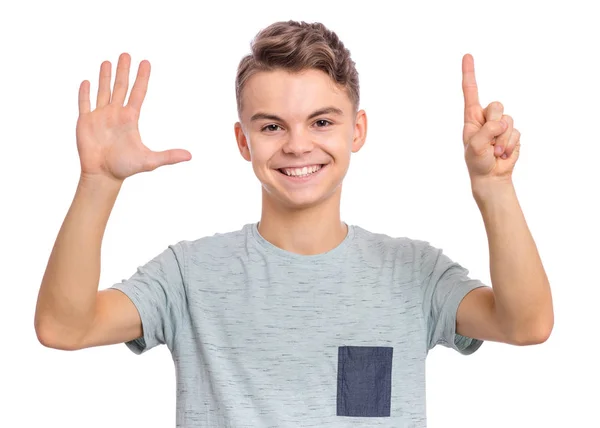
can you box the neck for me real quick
[258,188,347,255]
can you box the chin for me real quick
[264,185,342,212]
[280,195,328,211]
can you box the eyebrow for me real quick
[250,106,344,122]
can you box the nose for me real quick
[282,128,314,155]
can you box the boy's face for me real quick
[234,68,367,210]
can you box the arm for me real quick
[34,174,142,350]
[34,52,191,351]
[457,182,553,345]
[456,54,554,346]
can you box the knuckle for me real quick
[491,101,504,111]
[486,120,502,132]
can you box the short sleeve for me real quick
[110,243,187,355]
[418,241,488,355]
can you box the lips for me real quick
[278,164,323,177]
[275,163,328,182]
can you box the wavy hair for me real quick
[235,20,360,117]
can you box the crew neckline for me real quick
[249,221,355,262]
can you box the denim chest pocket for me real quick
[337,346,393,417]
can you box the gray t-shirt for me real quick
[111,222,487,427]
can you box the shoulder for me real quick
[350,225,436,264]
[174,223,253,261]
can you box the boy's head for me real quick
[234,21,367,211]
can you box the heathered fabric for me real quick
[110,222,487,427]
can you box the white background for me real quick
[1,0,598,427]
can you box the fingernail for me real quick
[501,120,508,129]
[501,153,508,159]
[494,145,503,156]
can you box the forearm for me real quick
[35,174,123,347]
[473,180,553,343]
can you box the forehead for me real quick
[241,69,351,119]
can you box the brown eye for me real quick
[315,120,332,127]
[263,124,282,132]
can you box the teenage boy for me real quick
[35,20,553,427]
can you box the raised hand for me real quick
[76,53,191,182]
[461,54,520,185]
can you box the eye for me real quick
[262,124,282,132]
[315,119,332,128]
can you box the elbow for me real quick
[35,324,59,349]
[34,322,59,350]
[34,320,83,351]
[510,318,554,346]
[34,315,56,348]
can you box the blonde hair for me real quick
[235,20,360,117]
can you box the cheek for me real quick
[319,129,353,157]
[247,136,278,167]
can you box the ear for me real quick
[351,109,367,153]
[234,122,252,162]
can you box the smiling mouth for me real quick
[277,164,325,178]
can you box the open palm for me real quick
[76,53,191,181]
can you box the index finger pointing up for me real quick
[462,54,480,119]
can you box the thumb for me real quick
[484,101,504,122]
[144,149,192,171]
[467,120,507,155]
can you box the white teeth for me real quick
[282,164,322,177]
